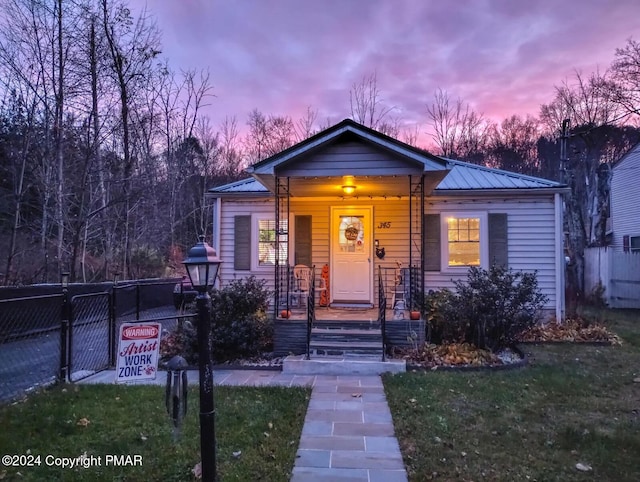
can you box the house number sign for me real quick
[377,222,392,229]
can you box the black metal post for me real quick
[59,283,70,382]
[136,281,141,321]
[109,285,117,367]
[196,289,216,482]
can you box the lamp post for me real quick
[183,236,221,482]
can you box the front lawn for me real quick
[384,309,640,481]
[0,384,309,481]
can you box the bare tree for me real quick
[610,38,640,119]
[349,72,394,129]
[295,106,318,140]
[486,115,540,174]
[218,115,245,175]
[101,0,161,277]
[540,70,623,134]
[540,70,632,298]
[426,89,489,162]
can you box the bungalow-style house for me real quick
[207,120,567,354]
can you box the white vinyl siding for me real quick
[277,141,423,177]
[219,193,559,312]
[425,195,558,311]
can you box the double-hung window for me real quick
[254,215,289,269]
[441,213,488,270]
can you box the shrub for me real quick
[160,276,273,364]
[160,318,198,363]
[453,266,548,351]
[425,266,547,351]
[210,276,273,362]
[424,288,466,344]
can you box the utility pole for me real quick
[560,118,570,183]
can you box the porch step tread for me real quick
[314,321,381,329]
[311,328,381,336]
[310,340,382,348]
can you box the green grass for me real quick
[0,384,309,481]
[384,308,640,481]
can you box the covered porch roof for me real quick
[244,119,450,197]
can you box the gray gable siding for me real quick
[611,145,640,251]
[276,141,423,177]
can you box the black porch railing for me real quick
[306,266,316,360]
[378,266,387,361]
[379,265,422,313]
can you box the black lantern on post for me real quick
[183,235,221,482]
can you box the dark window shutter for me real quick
[294,215,312,266]
[623,235,630,253]
[488,213,508,267]
[423,214,440,271]
[234,215,251,270]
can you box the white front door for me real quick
[330,206,373,304]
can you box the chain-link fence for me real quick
[0,278,183,403]
[69,293,111,382]
[0,294,63,403]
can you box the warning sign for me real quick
[115,322,162,383]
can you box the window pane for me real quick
[258,219,288,266]
[338,215,365,253]
[447,216,480,267]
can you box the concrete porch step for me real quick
[283,354,406,376]
[310,340,382,353]
[311,328,382,345]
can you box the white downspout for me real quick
[554,193,565,321]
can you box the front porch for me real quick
[273,306,426,359]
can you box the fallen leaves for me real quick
[76,417,90,427]
[399,343,503,368]
[518,317,622,345]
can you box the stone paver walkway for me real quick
[291,375,407,482]
[80,370,408,481]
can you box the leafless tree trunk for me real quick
[426,89,488,162]
[349,72,393,129]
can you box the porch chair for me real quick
[292,264,311,308]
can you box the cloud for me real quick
[131,0,639,144]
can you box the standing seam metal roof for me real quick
[209,158,564,194]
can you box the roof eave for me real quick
[433,187,571,196]
[205,190,271,199]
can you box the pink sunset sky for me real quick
[132,0,639,146]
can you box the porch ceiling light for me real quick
[342,185,356,195]
[342,175,356,195]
